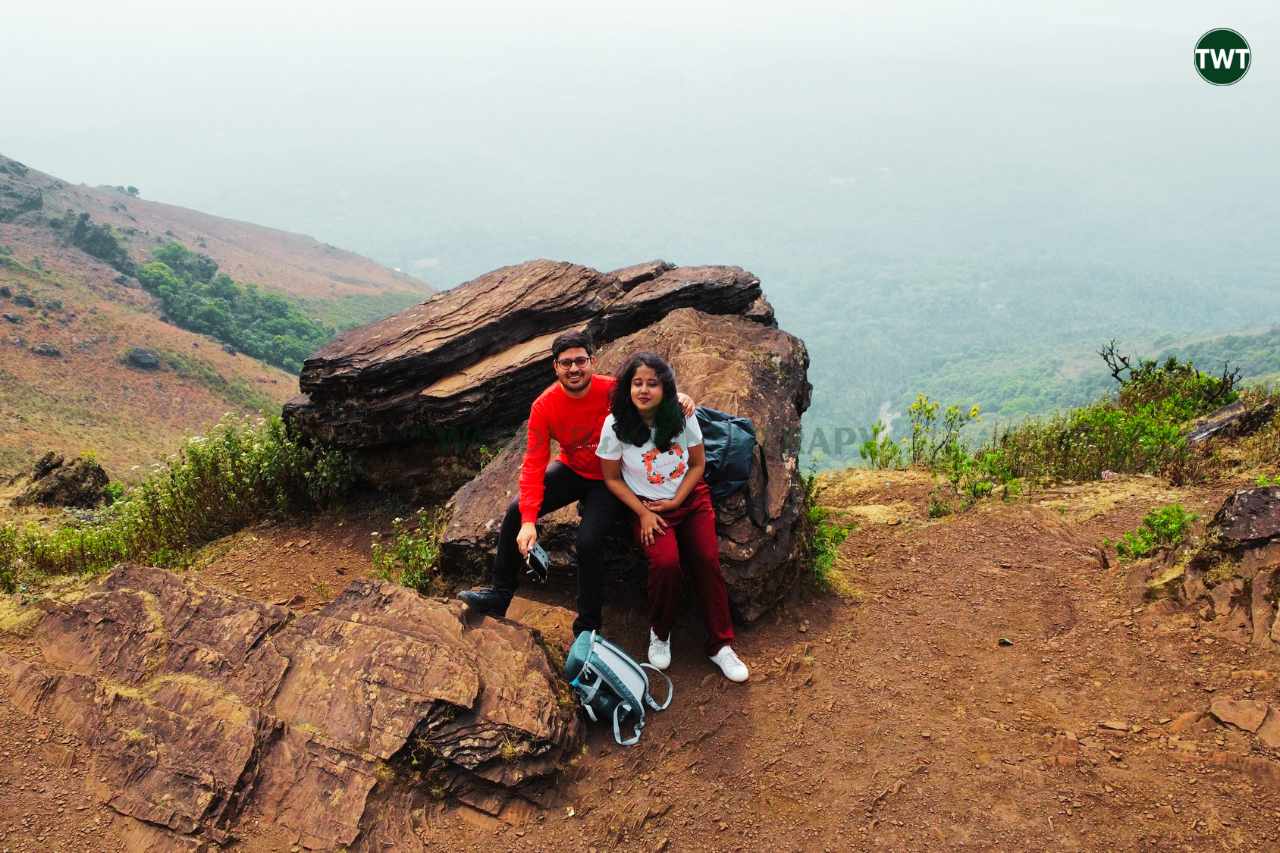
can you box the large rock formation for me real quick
[442,307,812,621]
[1145,487,1280,649]
[285,259,771,447]
[1,565,582,850]
[284,256,811,621]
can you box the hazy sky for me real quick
[5,1,1278,291]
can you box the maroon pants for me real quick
[632,478,735,656]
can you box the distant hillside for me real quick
[0,154,432,481]
[0,154,432,328]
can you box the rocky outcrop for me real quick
[13,452,110,508]
[442,307,812,622]
[1151,488,1280,648]
[0,565,582,850]
[1186,399,1279,446]
[124,346,162,370]
[285,259,772,448]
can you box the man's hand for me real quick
[677,391,695,418]
[638,509,668,547]
[516,522,538,557]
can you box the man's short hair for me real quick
[551,330,594,361]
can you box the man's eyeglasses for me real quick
[556,356,591,369]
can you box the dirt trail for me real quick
[2,471,1279,851]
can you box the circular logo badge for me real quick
[1194,29,1251,85]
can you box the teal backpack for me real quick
[564,631,673,746]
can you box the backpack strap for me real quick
[613,702,644,746]
[640,664,674,711]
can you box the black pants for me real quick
[493,461,624,635]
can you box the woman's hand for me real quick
[638,509,668,547]
[643,497,680,514]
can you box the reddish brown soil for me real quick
[3,471,1279,851]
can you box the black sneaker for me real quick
[457,586,512,618]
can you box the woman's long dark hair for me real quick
[611,352,684,450]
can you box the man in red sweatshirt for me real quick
[459,330,693,635]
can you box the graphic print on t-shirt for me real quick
[641,442,688,485]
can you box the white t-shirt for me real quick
[596,413,704,500]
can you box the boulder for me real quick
[1211,487,1280,545]
[442,307,812,622]
[285,259,769,448]
[1,565,581,850]
[13,452,109,508]
[124,346,162,370]
[30,342,61,357]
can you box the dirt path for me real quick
[2,471,1278,851]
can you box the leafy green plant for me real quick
[799,471,854,594]
[0,415,355,591]
[1106,504,1198,561]
[858,421,904,469]
[1257,474,1280,487]
[372,508,447,596]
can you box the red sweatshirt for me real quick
[519,374,617,522]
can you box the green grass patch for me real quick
[300,291,426,332]
[155,349,277,412]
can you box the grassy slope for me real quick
[0,153,436,483]
[0,223,295,482]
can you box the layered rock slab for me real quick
[285,259,769,447]
[442,307,812,622]
[1,565,581,849]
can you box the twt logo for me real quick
[1195,29,1251,85]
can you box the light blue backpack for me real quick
[564,631,673,746]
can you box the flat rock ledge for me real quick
[0,565,582,851]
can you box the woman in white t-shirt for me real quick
[596,352,749,682]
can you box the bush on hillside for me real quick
[57,211,135,275]
[136,242,335,373]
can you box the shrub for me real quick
[1106,504,1198,561]
[60,212,135,275]
[858,421,904,470]
[372,508,447,596]
[990,399,1192,484]
[899,395,1022,510]
[800,472,855,595]
[0,415,355,590]
[1101,341,1239,419]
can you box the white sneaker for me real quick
[648,629,671,670]
[709,645,749,682]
